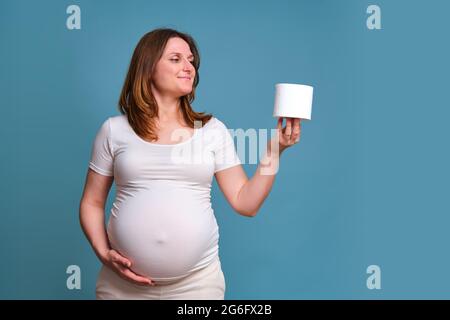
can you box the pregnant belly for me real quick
[107,187,218,281]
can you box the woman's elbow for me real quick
[235,207,258,218]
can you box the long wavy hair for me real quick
[118,28,212,142]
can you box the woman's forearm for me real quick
[237,142,286,217]
[79,202,111,263]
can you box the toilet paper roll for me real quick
[273,83,314,120]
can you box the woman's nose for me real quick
[183,59,194,72]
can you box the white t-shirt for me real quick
[88,114,241,281]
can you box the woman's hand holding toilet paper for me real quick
[103,249,155,286]
[272,83,311,153]
[276,117,301,153]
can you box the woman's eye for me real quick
[170,58,194,64]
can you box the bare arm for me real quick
[80,169,114,262]
[215,118,301,217]
[79,168,113,263]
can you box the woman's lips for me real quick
[178,77,191,80]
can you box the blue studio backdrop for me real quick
[1,0,450,299]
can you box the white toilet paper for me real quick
[273,83,314,120]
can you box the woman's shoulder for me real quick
[104,114,128,130]
[94,114,129,138]
[202,116,216,128]
[108,113,127,123]
[203,116,231,130]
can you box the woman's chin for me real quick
[177,89,193,98]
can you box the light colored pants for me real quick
[96,257,226,300]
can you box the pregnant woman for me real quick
[79,28,301,300]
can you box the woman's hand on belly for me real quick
[103,249,155,286]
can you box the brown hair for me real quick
[118,28,212,142]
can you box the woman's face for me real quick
[151,37,196,99]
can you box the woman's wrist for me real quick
[96,247,110,264]
[267,139,286,157]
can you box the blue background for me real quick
[1,0,449,299]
